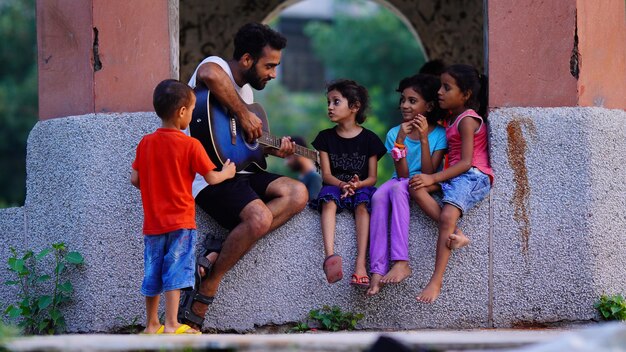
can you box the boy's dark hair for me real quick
[326,79,369,124]
[153,79,194,120]
[233,23,287,61]
[444,64,489,118]
[396,74,444,125]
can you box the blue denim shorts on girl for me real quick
[310,185,377,213]
[141,229,197,297]
[441,167,491,215]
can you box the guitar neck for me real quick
[259,134,319,162]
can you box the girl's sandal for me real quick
[350,274,370,288]
[323,254,343,283]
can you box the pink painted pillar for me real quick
[575,0,626,109]
[488,0,625,110]
[37,0,178,120]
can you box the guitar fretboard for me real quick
[259,134,319,162]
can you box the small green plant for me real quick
[114,315,142,334]
[291,305,364,332]
[4,243,84,335]
[290,322,311,333]
[595,294,626,321]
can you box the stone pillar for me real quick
[37,0,179,120]
[488,0,626,109]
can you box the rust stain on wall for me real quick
[506,118,536,254]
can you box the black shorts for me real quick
[195,171,282,230]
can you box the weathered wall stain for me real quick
[506,117,536,254]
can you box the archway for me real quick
[179,0,484,82]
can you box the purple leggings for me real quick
[369,178,411,276]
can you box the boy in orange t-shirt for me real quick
[131,79,235,335]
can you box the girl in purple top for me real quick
[410,64,494,303]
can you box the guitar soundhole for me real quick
[244,139,260,151]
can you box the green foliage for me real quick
[304,3,426,129]
[0,321,19,347]
[114,315,142,334]
[595,294,626,321]
[291,305,364,332]
[0,0,38,208]
[4,243,85,335]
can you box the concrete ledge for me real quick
[488,107,626,326]
[1,107,624,332]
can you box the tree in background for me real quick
[0,0,37,207]
[305,6,426,130]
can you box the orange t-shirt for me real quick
[132,128,214,235]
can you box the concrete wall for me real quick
[1,106,624,332]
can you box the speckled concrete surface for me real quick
[0,107,624,332]
[0,207,26,308]
[488,107,626,327]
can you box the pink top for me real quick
[446,109,494,183]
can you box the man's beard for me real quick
[244,63,267,90]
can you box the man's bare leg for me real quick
[188,199,272,328]
[188,178,307,329]
[263,176,308,231]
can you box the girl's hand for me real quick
[409,173,435,190]
[415,115,428,141]
[340,182,354,199]
[399,121,414,138]
[348,174,361,190]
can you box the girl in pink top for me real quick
[410,64,494,303]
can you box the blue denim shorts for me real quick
[310,185,376,213]
[141,229,197,297]
[441,167,491,215]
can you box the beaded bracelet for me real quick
[391,146,407,161]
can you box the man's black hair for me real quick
[233,23,287,61]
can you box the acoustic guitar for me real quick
[189,86,320,172]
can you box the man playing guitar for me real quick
[179,23,308,329]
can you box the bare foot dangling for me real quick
[366,274,383,296]
[416,280,442,304]
[380,261,412,284]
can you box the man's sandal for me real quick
[177,235,222,327]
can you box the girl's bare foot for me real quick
[447,233,470,250]
[366,274,383,296]
[416,280,442,303]
[380,261,412,284]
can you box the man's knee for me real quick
[290,181,308,211]
[241,201,272,237]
